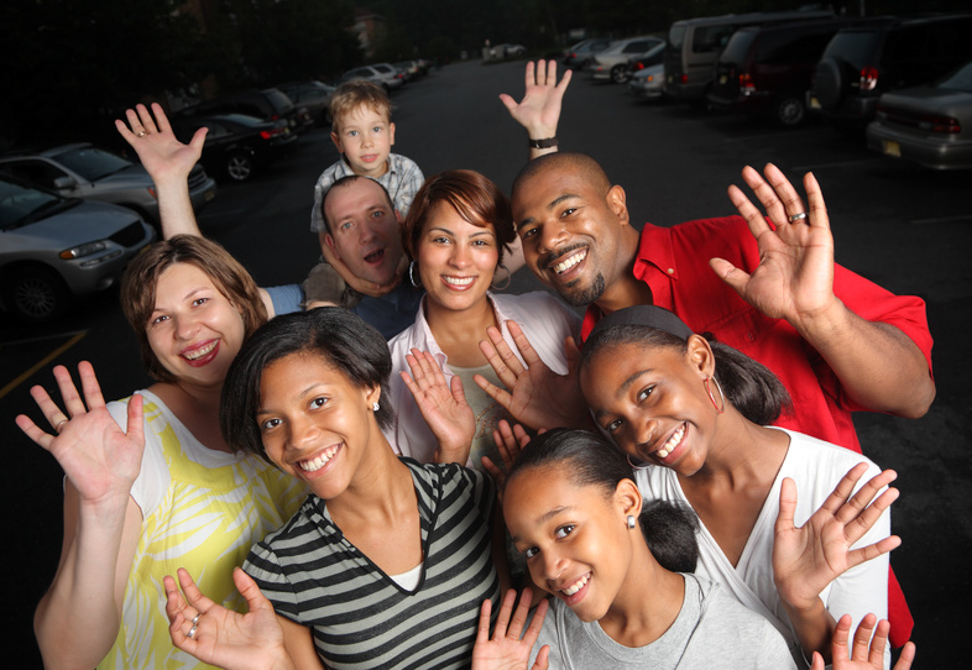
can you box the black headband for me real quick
[588,305,694,342]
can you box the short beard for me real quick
[560,272,606,307]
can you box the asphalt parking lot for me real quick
[3,59,969,667]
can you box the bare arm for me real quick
[18,363,145,669]
[714,164,935,417]
[499,60,570,160]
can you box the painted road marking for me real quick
[0,331,87,401]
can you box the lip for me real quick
[363,247,386,265]
[292,442,342,481]
[180,339,220,368]
[360,153,379,163]
[649,421,689,466]
[544,245,589,283]
[556,572,592,608]
[440,274,477,291]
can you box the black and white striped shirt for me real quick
[244,459,500,669]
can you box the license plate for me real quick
[808,95,821,110]
[882,140,901,158]
[204,189,215,202]
[719,75,727,85]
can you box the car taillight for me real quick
[260,128,284,139]
[739,73,755,96]
[633,62,644,71]
[680,74,688,84]
[920,114,961,133]
[859,66,878,92]
[568,52,576,58]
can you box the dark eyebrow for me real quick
[516,193,582,231]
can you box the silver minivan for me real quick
[663,9,833,103]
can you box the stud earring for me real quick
[626,515,637,529]
[372,401,380,412]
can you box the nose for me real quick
[633,414,658,451]
[360,130,374,148]
[173,313,199,341]
[287,413,319,452]
[540,548,566,583]
[537,221,569,257]
[449,242,471,268]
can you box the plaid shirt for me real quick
[309,153,425,233]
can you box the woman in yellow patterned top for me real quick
[16,235,307,670]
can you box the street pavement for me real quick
[3,59,969,667]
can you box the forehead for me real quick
[338,103,389,128]
[155,262,218,297]
[261,352,347,396]
[512,165,602,218]
[324,179,391,221]
[424,200,492,234]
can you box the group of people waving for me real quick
[18,61,932,670]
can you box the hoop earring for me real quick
[704,377,726,414]
[490,263,511,291]
[627,454,651,471]
[407,260,422,288]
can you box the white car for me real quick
[0,174,155,322]
[628,63,666,99]
[590,36,664,83]
[340,65,404,92]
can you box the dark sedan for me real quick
[170,114,298,182]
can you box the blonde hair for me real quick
[329,80,393,131]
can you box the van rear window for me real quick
[694,24,740,53]
[668,25,686,50]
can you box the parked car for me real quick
[707,20,861,127]
[663,9,833,104]
[563,38,614,69]
[394,60,421,81]
[628,62,666,100]
[866,61,972,170]
[0,174,155,322]
[275,81,335,125]
[591,36,664,84]
[488,43,527,60]
[809,14,972,134]
[0,143,215,228]
[340,65,403,92]
[169,113,298,182]
[180,88,313,136]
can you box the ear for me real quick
[685,334,716,378]
[388,122,396,146]
[364,384,382,409]
[606,185,630,228]
[323,232,339,258]
[330,130,343,154]
[615,478,644,520]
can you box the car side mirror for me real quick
[53,175,77,190]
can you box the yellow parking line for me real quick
[0,331,87,401]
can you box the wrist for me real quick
[790,295,847,339]
[528,136,558,150]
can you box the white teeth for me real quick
[183,341,217,360]
[656,424,685,460]
[299,444,340,472]
[443,276,474,286]
[552,249,587,274]
[562,573,590,596]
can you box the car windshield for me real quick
[0,179,71,230]
[52,146,132,181]
[938,62,972,93]
[822,30,881,68]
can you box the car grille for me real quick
[109,222,146,248]
[188,166,210,189]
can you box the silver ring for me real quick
[136,130,147,137]
[187,624,197,639]
[788,211,807,223]
[54,419,68,434]
[192,614,200,625]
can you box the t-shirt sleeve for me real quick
[394,157,425,217]
[107,396,167,519]
[243,541,302,622]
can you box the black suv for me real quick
[180,88,313,136]
[707,19,863,127]
[809,14,972,133]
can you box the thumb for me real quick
[189,127,209,156]
[498,93,518,113]
[234,567,271,613]
[709,257,750,295]
[775,477,798,533]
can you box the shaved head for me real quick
[512,152,612,203]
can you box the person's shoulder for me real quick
[778,427,880,474]
[389,153,422,171]
[316,158,352,184]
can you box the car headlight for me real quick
[60,241,107,259]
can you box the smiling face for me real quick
[505,464,638,623]
[416,201,498,313]
[580,338,716,475]
[146,262,246,388]
[256,351,382,499]
[323,178,404,286]
[512,164,631,307]
[330,104,395,178]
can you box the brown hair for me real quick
[329,80,393,131]
[402,169,516,267]
[120,235,268,383]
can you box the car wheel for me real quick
[774,94,806,128]
[610,64,631,84]
[226,150,255,181]
[3,265,71,323]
